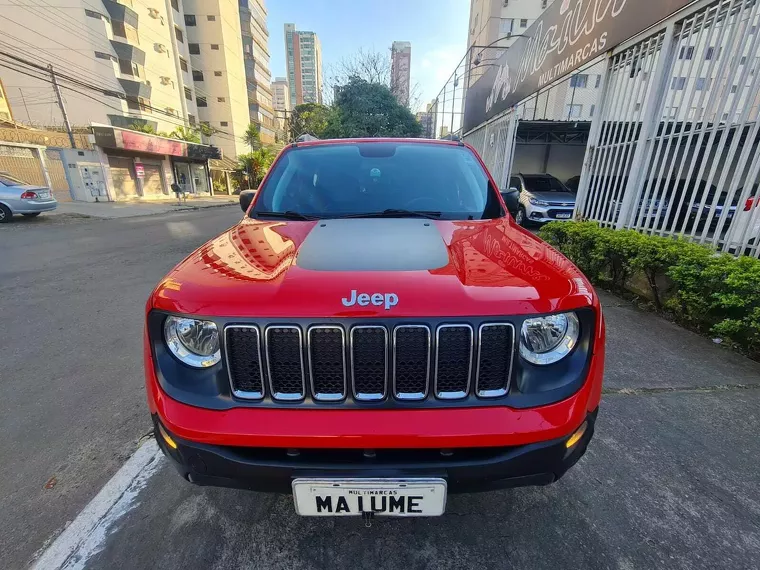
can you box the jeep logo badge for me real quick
[342,290,399,310]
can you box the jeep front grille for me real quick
[225,322,515,405]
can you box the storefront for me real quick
[91,124,220,201]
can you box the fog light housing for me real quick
[157,423,178,450]
[566,421,588,449]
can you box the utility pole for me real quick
[48,64,76,148]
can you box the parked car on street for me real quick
[145,138,605,519]
[508,174,576,226]
[0,172,58,223]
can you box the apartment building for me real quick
[284,24,323,106]
[239,0,275,144]
[0,0,198,133]
[271,76,290,132]
[183,0,250,157]
[467,0,555,52]
[391,41,412,107]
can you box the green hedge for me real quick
[539,221,760,360]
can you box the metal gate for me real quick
[463,110,516,190]
[576,0,760,257]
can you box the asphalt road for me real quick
[2,210,760,570]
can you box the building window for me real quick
[214,71,222,76]
[595,74,602,88]
[679,46,694,60]
[118,59,139,77]
[731,85,738,93]
[566,104,582,118]
[170,0,178,11]
[192,70,204,81]
[705,47,721,60]
[189,43,200,55]
[94,51,115,61]
[217,97,226,102]
[635,103,641,112]
[211,44,220,50]
[197,96,207,107]
[695,77,707,90]
[542,0,548,7]
[126,96,150,113]
[184,87,192,101]
[520,18,528,28]
[207,15,216,21]
[174,27,184,43]
[220,121,228,126]
[84,9,103,19]
[184,15,196,26]
[570,74,588,88]
[590,104,595,117]
[671,76,687,90]
[188,114,196,125]
[179,57,188,72]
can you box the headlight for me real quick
[529,196,549,206]
[164,316,221,368]
[519,312,580,365]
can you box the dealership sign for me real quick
[463,0,694,131]
[91,125,221,160]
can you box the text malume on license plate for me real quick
[292,478,447,517]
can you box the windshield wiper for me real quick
[336,209,443,220]
[253,210,318,221]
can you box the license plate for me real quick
[38,191,50,199]
[292,478,447,517]
[555,212,572,219]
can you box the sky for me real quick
[266,0,470,112]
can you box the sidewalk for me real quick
[52,196,238,219]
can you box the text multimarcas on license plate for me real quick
[292,478,447,517]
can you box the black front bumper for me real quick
[154,409,597,494]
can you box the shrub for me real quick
[539,221,760,359]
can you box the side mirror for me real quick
[239,189,256,213]
[501,188,520,216]
[509,186,519,193]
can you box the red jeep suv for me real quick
[145,138,605,518]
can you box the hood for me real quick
[529,191,576,204]
[151,217,595,318]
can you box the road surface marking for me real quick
[32,439,164,570]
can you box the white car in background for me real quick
[0,172,58,223]
[726,185,760,253]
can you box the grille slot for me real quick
[351,326,388,401]
[393,325,431,400]
[308,326,346,401]
[434,325,473,399]
[476,323,515,398]
[265,326,305,401]
[225,326,264,399]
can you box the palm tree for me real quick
[129,123,156,134]
[242,123,262,152]
[237,147,275,189]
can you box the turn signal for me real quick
[565,421,588,449]
[157,423,178,450]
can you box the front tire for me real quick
[22,212,41,218]
[515,207,528,227]
[0,204,11,223]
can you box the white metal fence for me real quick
[576,0,760,257]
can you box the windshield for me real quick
[522,176,569,193]
[250,142,503,220]
[0,173,24,186]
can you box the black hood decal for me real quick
[296,218,449,272]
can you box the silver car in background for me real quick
[509,174,576,226]
[0,172,58,223]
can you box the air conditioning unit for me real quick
[156,44,167,53]
[148,7,160,18]
[160,76,172,85]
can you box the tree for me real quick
[242,123,262,152]
[129,123,156,134]
[170,126,201,143]
[323,78,423,139]
[236,147,276,189]
[288,103,332,141]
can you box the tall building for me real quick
[183,0,251,158]
[271,76,290,133]
[467,0,555,53]
[284,24,323,106]
[239,0,275,144]
[0,0,198,134]
[390,41,412,107]
[415,100,437,138]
